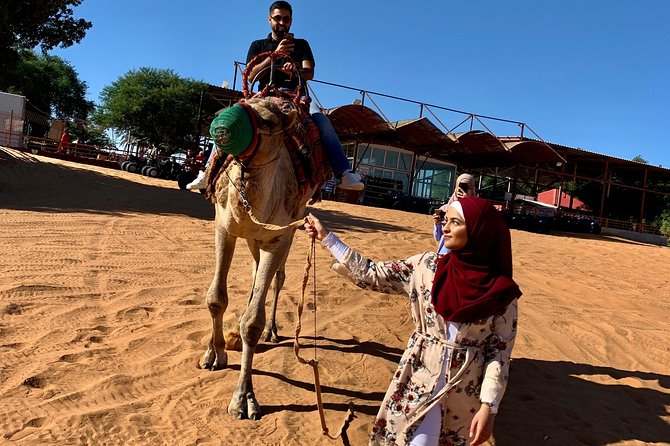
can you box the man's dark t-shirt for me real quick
[246,33,315,91]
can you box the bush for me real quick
[656,210,670,246]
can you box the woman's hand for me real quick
[455,187,467,199]
[304,213,329,241]
[469,404,495,445]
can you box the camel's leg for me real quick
[247,239,282,343]
[228,240,291,420]
[199,227,237,371]
[246,241,261,306]
[262,251,289,343]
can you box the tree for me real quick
[70,120,114,147]
[94,68,206,154]
[1,49,94,136]
[631,155,648,164]
[0,0,91,50]
[0,0,92,86]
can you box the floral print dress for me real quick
[331,249,518,446]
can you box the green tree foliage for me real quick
[659,214,670,236]
[69,120,114,147]
[1,49,94,139]
[4,49,94,120]
[94,68,206,154]
[0,0,92,86]
[631,155,648,164]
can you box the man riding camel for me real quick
[187,1,364,192]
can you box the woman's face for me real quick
[442,207,468,251]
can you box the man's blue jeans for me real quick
[309,101,351,177]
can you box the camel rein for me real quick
[294,236,356,444]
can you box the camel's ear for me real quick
[276,100,298,130]
[283,107,298,130]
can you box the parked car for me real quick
[554,214,602,234]
[504,198,556,234]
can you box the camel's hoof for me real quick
[228,392,246,419]
[247,392,261,420]
[262,326,279,344]
[227,391,261,420]
[199,348,227,370]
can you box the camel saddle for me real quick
[205,97,332,201]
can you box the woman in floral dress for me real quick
[304,197,522,446]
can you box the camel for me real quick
[197,94,329,420]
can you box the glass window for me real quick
[369,147,385,166]
[398,153,412,171]
[395,173,410,193]
[359,144,371,165]
[412,161,455,200]
[381,169,394,179]
[384,150,398,169]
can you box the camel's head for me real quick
[210,97,298,162]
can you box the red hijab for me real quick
[432,197,522,323]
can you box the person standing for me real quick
[187,1,363,192]
[57,122,70,154]
[304,197,521,446]
[433,173,477,254]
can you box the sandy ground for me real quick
[1,147,669,446]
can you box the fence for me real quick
[0,111,25,147]
[24,135,122,164]
[598,217,663,236]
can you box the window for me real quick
[412,161,455,200]
[369,147,384,166]
[398,153,412,171]
[395,172,410,193]
[384,150,398,169]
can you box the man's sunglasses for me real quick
[270,15,292,24]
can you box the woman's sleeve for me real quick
[322,232,420,296]
[479,299,519,413]
[433,223,442,242]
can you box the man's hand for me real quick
[278,61,295,77]
[275,38,294,55]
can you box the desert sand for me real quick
[1,147,669,446]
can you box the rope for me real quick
[246,205,304,232]
[294,237,357,444]
[213,156,304,232]
[243,51,304,105]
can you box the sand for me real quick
[1,147,669,446]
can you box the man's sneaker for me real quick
[186,170,207,190]
[338,170,364,191]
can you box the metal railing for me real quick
[599,217,663,235]
[24,136,119,161]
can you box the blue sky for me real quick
[51,0,670,167]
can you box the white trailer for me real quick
[0,91,26,147]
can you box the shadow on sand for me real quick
[496,358,670,445]
[221,344,670,444]
[1,150,413,235]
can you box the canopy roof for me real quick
[325,104,566,168]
